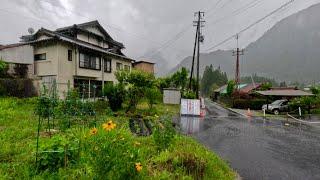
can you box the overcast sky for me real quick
[1,0,319,68]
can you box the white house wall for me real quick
[0,45,33,64]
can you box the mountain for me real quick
[170,3,320,83]
[140,51,171,77]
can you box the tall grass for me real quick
[0,97,235,179]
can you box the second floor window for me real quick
[116,62,123,71]
[34,53,46,61]
[79,52,101,70]
[104,58,112,73]
[68,50,72,61]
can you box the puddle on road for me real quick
[179,116,205,134]
[178,113,311,135]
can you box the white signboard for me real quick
[180,99,201,116]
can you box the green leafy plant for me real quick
[182,90,197,99]
[0,59,8,77]
[35,85,58,118]
[37,135,79,171]
[115,70,156,112]
[103,83,126,111]
[85,126,142,179]
[153,117,176,151]
[226,80,235,97]
[289,96,318,114]
[145,87,162,109]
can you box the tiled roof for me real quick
[31,28,135,62]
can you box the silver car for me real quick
[262,99,289,115]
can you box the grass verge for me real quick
[0,97,235,179]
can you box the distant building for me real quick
[0,44,34,78]
[212,83,262,100]
[133,61,155,74]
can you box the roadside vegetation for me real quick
[0,69,235,179]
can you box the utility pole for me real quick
[189,11,205,99]
[232,34,244,91]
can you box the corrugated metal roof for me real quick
[256,90,313,96]
[220,84,248,94]
[240,83,262,93]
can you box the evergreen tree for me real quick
[200,64,228,96]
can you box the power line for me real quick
[205,0,225,15]
[205,0,295,52]
[141,24,192,58]
[206,0,234,19]
[207,0,263,27]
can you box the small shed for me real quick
[163,88,181,105]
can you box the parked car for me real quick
[262,99,289,115]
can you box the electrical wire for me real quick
[207,0,263,27]
[140,24,192,58]
[205,0,295,52]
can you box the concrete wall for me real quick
[34,42,59,76]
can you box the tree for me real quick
[200,65,228,97]
[279,81,287,87]
[170,67,188,91]
[226,80,235,97]
[241,74,278,86]
[310,86,320,95]
[115,69,156,112]
[103,83,126,111]
[145,87,162,109]
[260,82,272,91]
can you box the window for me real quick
[34,53,46,61]
[124,65,130,71]
[116,62,123,71]
[104,58,112,73]
[68,50,72,61]
[79,52,101,70]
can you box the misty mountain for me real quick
[170,3,320,84]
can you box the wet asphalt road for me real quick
[179,100,320,180]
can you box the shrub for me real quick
[233,99,267,110]
[289,96,318,114]
[85,125,142,179]
[153,117,176,151]
[145,87,162,109]
[182,90,197,99]
[37,135,79,172]
[103,83,125,111]
[0,78,37,97]
[116,70,156,112]
[0,59,8,77]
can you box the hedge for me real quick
[233,99,267,110]
[0,78,37,98]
